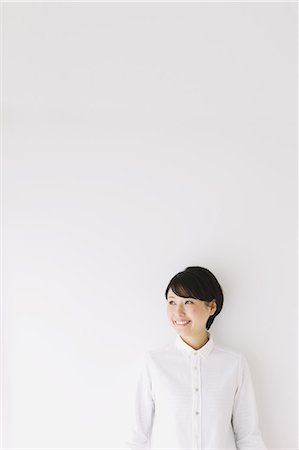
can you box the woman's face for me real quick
[166,287,217,337]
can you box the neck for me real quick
[180,330,209,350]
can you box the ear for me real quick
[210,300,217,315]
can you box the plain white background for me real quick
[2,2,297,449]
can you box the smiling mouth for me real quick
[174,320,191,326]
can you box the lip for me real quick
[174,320,191,327]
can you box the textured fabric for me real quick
[125,332,267,450]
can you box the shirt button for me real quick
[195,411,199,415]
[195,387,199,391]
[193,351,197,355]
[194,366,197,370]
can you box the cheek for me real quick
[190,307,207,320]
[166,308,172,319]
[188,306,198,316]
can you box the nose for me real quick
[175,305,186,316]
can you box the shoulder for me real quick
[141,340,177,367]
[136,340,172,360]
[147,340,174,358]
[213,342,244,360]
[211,343,249,376]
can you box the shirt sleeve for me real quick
[232,354,267,450]
[124,352,155,450]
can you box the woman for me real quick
[125,266,267,449]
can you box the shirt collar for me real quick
[175,331,214,358]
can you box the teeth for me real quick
[176,321,190,325]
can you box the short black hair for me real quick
[164,266,224,330]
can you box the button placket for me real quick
[191,353,201,449]
[197,356,202,450]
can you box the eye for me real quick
[168,300,193,305]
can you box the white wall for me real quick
[2,2,297,449]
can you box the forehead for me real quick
[166,287,208,305]
[167,287,193,300]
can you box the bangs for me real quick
[166,271,214,302]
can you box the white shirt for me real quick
[125,332,267,450]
